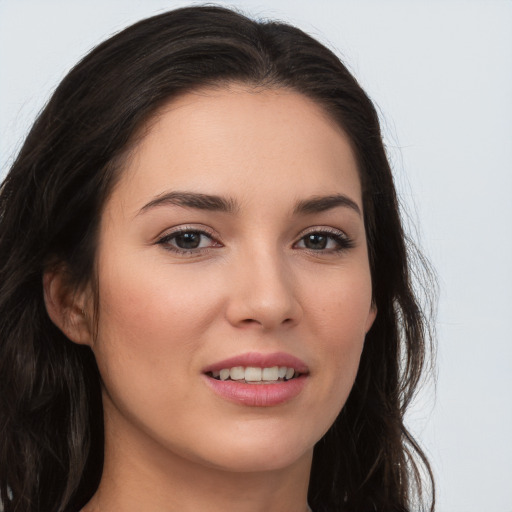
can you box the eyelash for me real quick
[156,227,354,256]
[295,228,354,254]
[156,227,220,255]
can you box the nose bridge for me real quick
[226,242,301,329]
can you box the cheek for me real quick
[91,251,223,399]
[97,252,218,339]
[304,265,372,407]
[307,263,373,343]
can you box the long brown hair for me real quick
[0,6,436,511]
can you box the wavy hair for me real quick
[0,6,435,512]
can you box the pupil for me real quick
[175,232,201,249]
[305,234,327,250]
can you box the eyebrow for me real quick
[139,191,239,215]
[138,191,361,217]
[293,194,361,217]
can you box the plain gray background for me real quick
[1,1,511,510]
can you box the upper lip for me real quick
[203,351,309,374]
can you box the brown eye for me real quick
[173,232,202,249]
[157,229,221,254]
[295,229,354,253]
[303,233,328,250]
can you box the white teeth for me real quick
[245,367,262,382]
[211,365,300,382]
[229,366,245,380]
[262,366,279,381]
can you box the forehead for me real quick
[110,85,362,215]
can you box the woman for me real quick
[0,6,435,512]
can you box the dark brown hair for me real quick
[0,6,435,512]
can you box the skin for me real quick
[46,85,376,512]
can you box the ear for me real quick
[365,303,377,334]
[43,267,93,346]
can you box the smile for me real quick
[207,366,302,383]
[202,352,309,406]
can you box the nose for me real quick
[224,248,303,331]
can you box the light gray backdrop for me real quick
[1,1,511,511]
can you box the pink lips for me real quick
[203,351,309,374]
[202,351,309,407]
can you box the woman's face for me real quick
[90,85,376,473]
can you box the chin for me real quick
[204,445,313,474]
[184,422,318,474]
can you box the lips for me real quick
[203,351,309,374]
[209,365,298,383]
[202,352,309,407]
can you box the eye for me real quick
[157,228,221,254]
[294,229,354,252]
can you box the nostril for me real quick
[240,317,293,327]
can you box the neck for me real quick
[83,406,313,512]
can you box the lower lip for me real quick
[203,375,308,407]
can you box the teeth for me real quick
[245,367,262,381]
[262,366,279,381]
[230,366,245,380]
[285,367,295,380]
[210,366,299,382]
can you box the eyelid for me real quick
[156,225,222,254]
[293,226,354,251]
[156,224,217,240]
[296,226,350,240]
